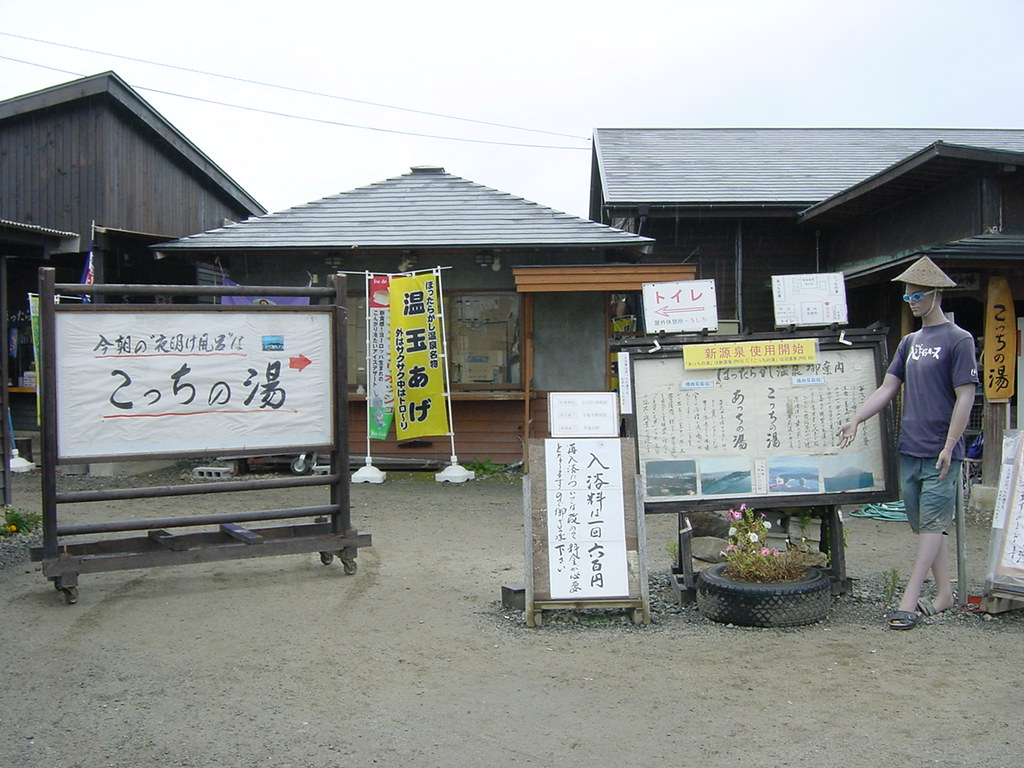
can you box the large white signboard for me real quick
[632,344,889,506]
[772,272,848,328]
[544,438,629,599]
[988,431,1024,595]
[54,310,334,460]
[642,280,718,333]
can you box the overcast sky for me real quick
[2,0,1024,221]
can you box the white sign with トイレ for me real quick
[641,280,718,333]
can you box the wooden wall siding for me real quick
[645,219,738,316]
[347,399,528,466]
[101,107,245,237]
[0,107,99,237]
[643,218,818,330]
[1001,174,1024,227]
[826,178,985,270]
[0,97,252,242]
[739,220,819,332]
[513,263,696,292]
[344,393,580,466]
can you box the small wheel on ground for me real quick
[62,586,78,605]
[340,558,357,575]
[319,551,335,565]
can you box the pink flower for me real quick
[760,547,771,556]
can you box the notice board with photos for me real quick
[618,328,899,513]
[524,438,649,626]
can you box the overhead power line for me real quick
[0,31,589,142]
[0,55,589,150]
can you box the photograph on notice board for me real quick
[767,456,820,493]
[644,459,698,497]
[821,453,876,492]
[699,457,753,496]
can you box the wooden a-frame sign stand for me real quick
[30,269,370,604]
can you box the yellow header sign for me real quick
[682,338,818,369]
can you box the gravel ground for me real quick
[2,462,1022,768]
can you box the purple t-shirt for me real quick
[887,322,978,460]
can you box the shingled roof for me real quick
[593,128,1024,207]
[157,166,651,253]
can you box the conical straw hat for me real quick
[890,256,957,288]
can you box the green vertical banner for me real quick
[367,274,394,439]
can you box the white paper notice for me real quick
[545,438,629,599]
[772,272,848,327]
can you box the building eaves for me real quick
[798,142,1024,226]
[0,72,265,217]
[593,128,1024,207]
[839,232,1024,282]
[0,218,81,254]
[155,166,652,253]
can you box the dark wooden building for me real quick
[590,128,1024,477]
[154,165,689,465]
[0,72,265,441]
[591,128,1024,335]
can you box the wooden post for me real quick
[981,401,1007,485]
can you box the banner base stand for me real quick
[8,449,34,473]
[352,462,387,484]
[435,462,475,483]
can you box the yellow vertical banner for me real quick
[984,276,1016,402]
[390,272,449,440]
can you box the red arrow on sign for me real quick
[655,305,704,317]
[289,354,312,372]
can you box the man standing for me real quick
[837,257,977,630]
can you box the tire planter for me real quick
[696,564,831,627]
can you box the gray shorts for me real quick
[899,454,959,534]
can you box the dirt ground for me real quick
[1,464,1022,768]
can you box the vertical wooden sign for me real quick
[984,276,1016,402]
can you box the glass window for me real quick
[448,293,520,388]
[346,291,521,391]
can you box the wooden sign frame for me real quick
[985,430,1024,600]
[615,327,899,514]
[524,438,649,626]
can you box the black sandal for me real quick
[889,610,921,630]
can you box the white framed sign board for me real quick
[626,330,897,512]
[986,430,1024,598]
[772,272,848,328]
[524,438,649,626]
[54,308,334,460]
[641,279,718,333]
[548,392,619,437]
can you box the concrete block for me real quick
[691,536,728,563]
[192,466,233,480]
[501,584,525,611]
